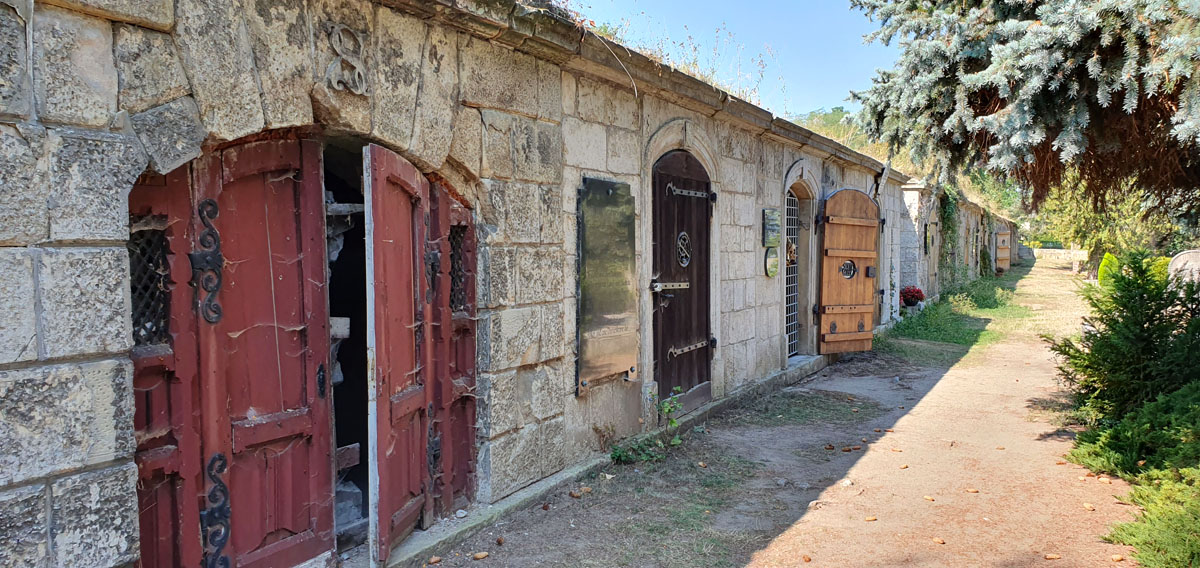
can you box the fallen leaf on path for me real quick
[697,462,707,468]
[802,555,812,562]
[851,408,860,413]
[1044,554,1061,560]
[541,503,550,510]
[1083,503,1095,511]
[891,448,903,453]
[1078,476,1088,481]
[852,445,862,450]
[932,538,945,544]
[874,429,882,433]
[885,429,895,432]
[496,537,505,545]
[602,473,615,480]
[924,496,935,501]
[1111,554,1124,562]
[965,488,979,493]
[1055,461,1067,465]
[996,446,1006,450]
[1099,477,1112,484]
[899,464,909,469]
[1086,472,1096,477]
[865,516,877,522]
[569,491,581,499]
[842,447,852,452]
[862,437,869,442]
[473,552,489,560]
[581,487,592,493]
[825,444,835,450]
[429,556,442,565]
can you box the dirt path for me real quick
[419,260,1139,567]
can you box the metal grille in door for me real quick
[128,216,171,346]
[785,192,801,356]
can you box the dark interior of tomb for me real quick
[323,141,369,546]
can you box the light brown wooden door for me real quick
[818,189,880,354]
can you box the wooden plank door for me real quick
[130,170,204,568]
[428,183,478,517]
[996,230,1011,271]
[363,144,432,565]
[192,139,334,568]
[652,150,713,411]
[818,189,880,354]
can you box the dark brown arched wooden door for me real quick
[818,189,880,354]
[652,150,713,412]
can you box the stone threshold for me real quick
[381,352,834,568]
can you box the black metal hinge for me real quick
[200,454,231,568]
[189,199,224,324]
[316,364,326,399]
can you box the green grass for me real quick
[731,390,885,427]
[885,271,1032,359]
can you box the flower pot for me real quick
[903,298,919,307]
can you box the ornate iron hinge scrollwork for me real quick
[200,453,231,568]
[189,199,224,324]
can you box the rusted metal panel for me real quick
[130,168,204,568]
[818,189,880,354]
[364,144,432,566]
[193,139,334,568]
[652,150,712,410]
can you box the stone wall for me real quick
[1,1,143,564]
[0,0,1016,564]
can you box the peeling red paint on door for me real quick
[364,144,432,565]
[193,139,334,568]
[428,183,478,515]
[131,169,204,568]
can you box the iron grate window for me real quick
[129,217,171,346]
[449,225,467,312]
[784,192,801,357]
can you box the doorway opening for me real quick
[324,141,369,548]
[784,183,815,357]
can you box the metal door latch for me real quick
[668,339,710,358]
[651,280,690,292]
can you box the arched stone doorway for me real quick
[785,181,817,357]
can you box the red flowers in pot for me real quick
[900,286,924,307]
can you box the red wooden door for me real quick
[818,189,880,354]
[428,183,478,516]
[364,144,432,565]
[652,150,713,412]
[130,170,204,568]
[192,140,334,568]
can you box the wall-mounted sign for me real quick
[762,208,781,247]
[576,177,638,390]
[765,247,780,277]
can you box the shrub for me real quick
[1070,382,1200,477]
[1108,468,1200,568]
[1045,250,1200,419]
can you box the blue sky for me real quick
[568,0,901,117]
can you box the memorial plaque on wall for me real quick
[576,177,638,389]
[762,208,782,247]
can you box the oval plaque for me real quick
[677,232,692,267]
[764,247,780,277]
[839,259,858,279]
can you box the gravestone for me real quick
[1168,250,1200,283]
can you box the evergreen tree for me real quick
[850,0,1200,216]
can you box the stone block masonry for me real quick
[0,0,1017,565]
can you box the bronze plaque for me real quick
[577,178,638,388]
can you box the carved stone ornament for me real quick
[324,22,368,95]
